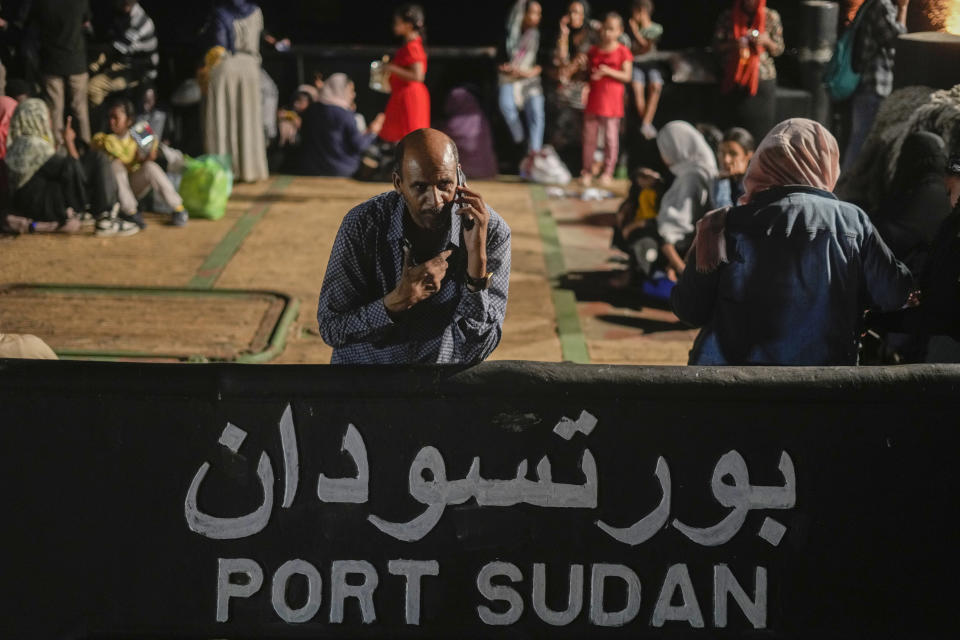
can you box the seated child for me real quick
[712,127,755,208]
[92,98,188,227]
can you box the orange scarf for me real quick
[724,0,766,97]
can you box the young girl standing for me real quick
[379,4,430,144]
[581,13,632,187]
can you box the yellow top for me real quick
[92,132,142,172]
[635,188,659,221]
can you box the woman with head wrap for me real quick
[550,0,598,171]
[650,121,718,277]
[4,98,85,232]
[873,132,952,275]
[440,86,498,179]
[713,0,785,142]
[671,118,912,365]
[867,154,960,363]
[498,1,544,169]
[204,0,268,182]
[295,73,384,177]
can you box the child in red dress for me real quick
[581,13,633,187]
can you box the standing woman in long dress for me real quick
[379,4,430,145]
[204,0,269,182]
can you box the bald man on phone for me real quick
[317,128,511,364]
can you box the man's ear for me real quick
[392,171,402,193]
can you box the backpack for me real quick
[824,0,879,102]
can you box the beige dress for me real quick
[204,8,269,183]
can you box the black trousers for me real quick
[720,78,777,144]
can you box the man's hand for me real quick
[384,249,453,315]
[455,185,490,280]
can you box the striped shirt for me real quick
[317,191,511,365]
[113,2,159,80]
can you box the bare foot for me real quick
[2,214,32,234]
[579,173,593,188]
[599,174,613,188]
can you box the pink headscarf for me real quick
[0,96,20,159]
[741,118,840,204]
[694,118,841,273]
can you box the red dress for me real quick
[585,44,632,119]
[380,37,431,143]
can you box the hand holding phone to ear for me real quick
[454,183,490,280]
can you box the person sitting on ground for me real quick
[317,128,511,364]
[873,132,953,276]
[497,1,545,173]
[580,12,632,187]
[612,166,662,265]
[627,0,663,140]
[4,99,88,234]
[92,97,188,228]
[277,85,318,149]
[644,121,717,280]
[296,74,384,177]
[671,118,913,365]
[713,127,755,208]
[867,154,960,363]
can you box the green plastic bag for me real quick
[178,154,234,220]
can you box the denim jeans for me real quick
[843,90,884,171]
[498,83,544,153]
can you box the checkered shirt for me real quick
[857,0,906,97]
[317,191,511,364]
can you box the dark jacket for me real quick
[671,186,913,365]
[870,204,960,339]
[296,103,376,178]
[874,132,952,275]
[30,0,90,76]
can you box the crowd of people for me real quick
[2,0,958,367]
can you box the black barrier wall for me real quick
[0,360,957,639]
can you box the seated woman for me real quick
[93,98,188,229]
[873,132,953,276]
[713,127,754,208]
[296,74,384,177]
[4,99,99,234]
[627,121,717,283]
[671,118,913,366]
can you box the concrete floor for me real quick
[0,176,696,364]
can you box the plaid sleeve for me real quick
[869,0,907,48]
[317,206,394,348]
[451,211,512,364]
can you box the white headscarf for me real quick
[5,98,56,191]
[317,73,354,111]
[655,121,718,245]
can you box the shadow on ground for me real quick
[558,269,673,312]
[594,314,685,334]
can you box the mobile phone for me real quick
[455,166,475,231]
